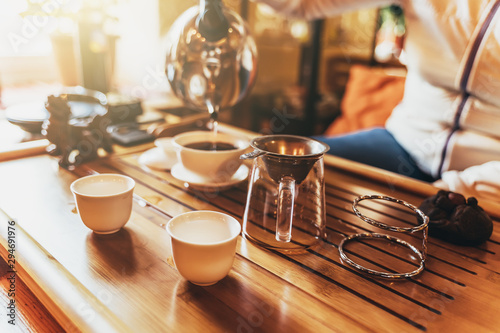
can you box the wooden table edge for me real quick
[323,154,500,218]
[0,208,133,333]
[0,139,50,162]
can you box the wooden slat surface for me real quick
[0,127,499,332]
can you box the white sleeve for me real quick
[434,161,500,202]
[251,0,401,19]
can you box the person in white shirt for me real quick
[257,0,500,200]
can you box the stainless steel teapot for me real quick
[164,0,258,119]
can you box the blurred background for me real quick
[0,0,406,137]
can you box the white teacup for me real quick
[71,174,135,234]
[166,210,241,286]
[172,131,249,182]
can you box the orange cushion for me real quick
[324,64,406,136]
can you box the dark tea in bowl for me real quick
[172,130,249,182]
[183,141,238,151]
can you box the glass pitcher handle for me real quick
[276,176,295,242]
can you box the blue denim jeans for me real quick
[313,128,436,182]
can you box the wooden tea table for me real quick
[0,123,499,332]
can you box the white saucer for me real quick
[171,163,249,191]
[139,147,177,170]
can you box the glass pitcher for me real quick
[241,135,329,253]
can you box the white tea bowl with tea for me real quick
[71,173,135,234]
[172,130,249,182]
[166,210,241,286]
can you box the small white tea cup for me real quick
[71,174,135,234]
[172,131,249,182]
[167,210,241,286]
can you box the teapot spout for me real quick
[240,149,265,160]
